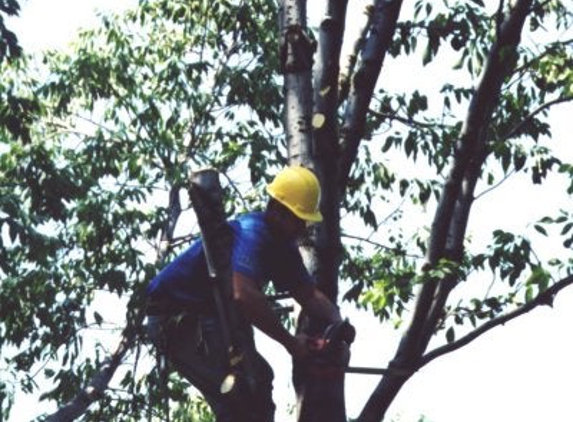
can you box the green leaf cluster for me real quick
[1,0,282,419]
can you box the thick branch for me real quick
[427,0,533,266]
[419,0,535,342]
[357,2,535,421]
[339,4,374,105]
[419,275,573,368]
[280,0,314,165]
[339,0,403,187]
[312,0,348,299]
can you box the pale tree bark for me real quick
[357,1,534,420]
[280,0,405,420]
[278,0,320,310]
[279,0,314,167]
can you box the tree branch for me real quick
[419,274,573,368]
[312,0,349,300]
[280,0,314,165]
[339,0,403,188]
[502,95,573,141]
[417,0,536,361]
[339,3,374,106]
[474,168,516,201]
[43,309,143,422]
[368,108,449,130]
[357,3,536,421]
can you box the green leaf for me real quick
[93,311,103,326]
[446,327,455,343]
[561,222,573,236]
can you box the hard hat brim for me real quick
[266,185,323,223]
[292,208,323,223]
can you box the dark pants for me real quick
[147,313,275,422]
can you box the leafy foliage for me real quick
[1,0,281,419]
[1,0,573,421]
[0,0,22,64]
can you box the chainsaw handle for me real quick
[323,319,356,346]
[306,318,355,359]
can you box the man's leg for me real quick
[148,314,276,421]
[147,314,226,401]
[251,351,276,422]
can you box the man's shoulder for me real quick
[235,211,268,233]
[232,212,275,253]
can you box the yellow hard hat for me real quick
[266,166,323,222]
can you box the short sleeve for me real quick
[231,220,266,283]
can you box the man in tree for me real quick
[146,165,344,421]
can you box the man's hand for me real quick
[286,333,312,361]
[324,319,356,346]
[233,272,317,360]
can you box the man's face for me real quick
[267,200,307,240]
[279,209,307,240]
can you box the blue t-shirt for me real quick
[146,212,312,308]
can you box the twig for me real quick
[473,168,515,201]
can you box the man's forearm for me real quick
[295,285,342,325]
[232,273,298,353]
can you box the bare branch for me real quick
[474,168,516,201]
[419,274,573,368]
[502,95,573,140]
[342,232,424,259]
[368,108,449,130]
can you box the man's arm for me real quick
[232,272,309,359]
[290,282,342,325]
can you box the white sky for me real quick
[6,1,573,421]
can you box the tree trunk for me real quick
[357,2,533,420]
[279,1,350,421]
